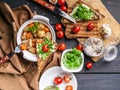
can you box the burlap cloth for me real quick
[0,2,61,90]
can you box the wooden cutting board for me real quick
[63,0,120,62]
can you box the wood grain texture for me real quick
[64,0,120,62]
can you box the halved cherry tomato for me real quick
[58,42,66,51]
[42,44,49,52]
[54,77,63,85]
[55,23,62,31]
[65,85,73,90]
[58,0,65,5]
[63,75,71,83]
[86,62,93,69]
[76,44,83,51]
[72,25,80,34]
[60,5,67,12]
[57,31,64,39]
[87,22,95,31]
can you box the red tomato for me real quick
[87,22,95,31]
[54,77,63,85]
[72,25,80,34]
[58,42,66,51]
[57,31,64,39]
[55,23,62,31]
[86,62,93,69]
[76,44,83,51]
[63,75,71,83]
[60,5,67,12]
[58,0,65,5]
[65,85,73,90]
[42,44,49,52]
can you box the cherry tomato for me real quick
[86,62,93,69]
[63,75,71,83]
[60,5,67,12]
[55,23,62,31]
[58,0,65,5]
[76,44,83,51]
[87,22,95,31]
[57,31,64,39]
[42,44,49,52]
[72,25,80,34]
[54,77,63,85]
[65,85,73,90]
[58,42,66,51]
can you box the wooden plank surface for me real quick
[64,0,120,62]
[0,0,120,90]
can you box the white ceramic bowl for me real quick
[61,49,84,72]
[83,37,104,57]
[17,15,56,62]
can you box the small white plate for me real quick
[39,66,77,90]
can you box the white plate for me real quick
[39,66,77,90]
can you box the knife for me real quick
[32,0,76,23]
[0,45,21,65]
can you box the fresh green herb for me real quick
[27,22,39,33]
[44,86,60,90]
[37,38,55,60]
[63,48,82,70]
[70,4,94,21]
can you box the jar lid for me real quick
[103,44,118,61]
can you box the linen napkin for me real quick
[0,2,61,90]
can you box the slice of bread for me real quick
[36,38,57,71]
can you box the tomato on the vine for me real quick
[54,77,63,85]
[57,31,64,39]
[58,42,66,51]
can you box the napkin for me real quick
[0,2,61,90]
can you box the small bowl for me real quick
[61,49,84,72]
[17,15,56,62]
[83,37,104,57]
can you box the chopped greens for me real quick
[70,4,94,21]
[37,38,55,60]
[44,86,60,90]
[27,22,39,33]
[63,48,82,70]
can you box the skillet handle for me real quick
[0,55,9,65]
[33,0,55,11]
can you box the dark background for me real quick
[0,0,120,90]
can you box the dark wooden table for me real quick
[1,0,120,90]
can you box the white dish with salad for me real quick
[61,48,84,72]
[17,15,56,62]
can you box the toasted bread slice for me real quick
[36,38,57,71]
[62,0,104,24]
[72,1,105,21]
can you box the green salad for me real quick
[70,4,94,21]
[44,86,59,90]
[63,48,82,70]
[37,38,55,60]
